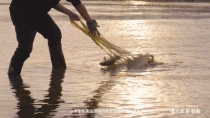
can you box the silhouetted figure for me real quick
[8,0,99,77]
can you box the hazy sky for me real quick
[1,0,208,4]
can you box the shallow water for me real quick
[0,1,210,118]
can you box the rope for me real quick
[70,20,135,61]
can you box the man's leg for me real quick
[34,13,67,69]
[8,23,37,77]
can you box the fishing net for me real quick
[70,20,154,65]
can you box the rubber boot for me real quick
[48,42,67,69]
[8,59,23,77]
[8,49,28,78]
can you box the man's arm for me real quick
[74,3,92,23]
[54,3,92,23]
[54,2,99,35]
[75,3,99,35]
[54,3,80,21]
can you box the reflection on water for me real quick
[65,77,117,118]
[9,68,65,117]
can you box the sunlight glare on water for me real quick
[129,1,148,6]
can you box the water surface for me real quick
[0,1,210,118]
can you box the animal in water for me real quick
[100,57,116,66]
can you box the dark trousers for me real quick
[8,6,67,76]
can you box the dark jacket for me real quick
[10,0,81,13]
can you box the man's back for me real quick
[10,0,60,13]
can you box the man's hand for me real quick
[68,12,80,21]
[87,20,100,36]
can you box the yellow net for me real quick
[70,20,134,61]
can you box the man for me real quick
[8,0,99,78]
